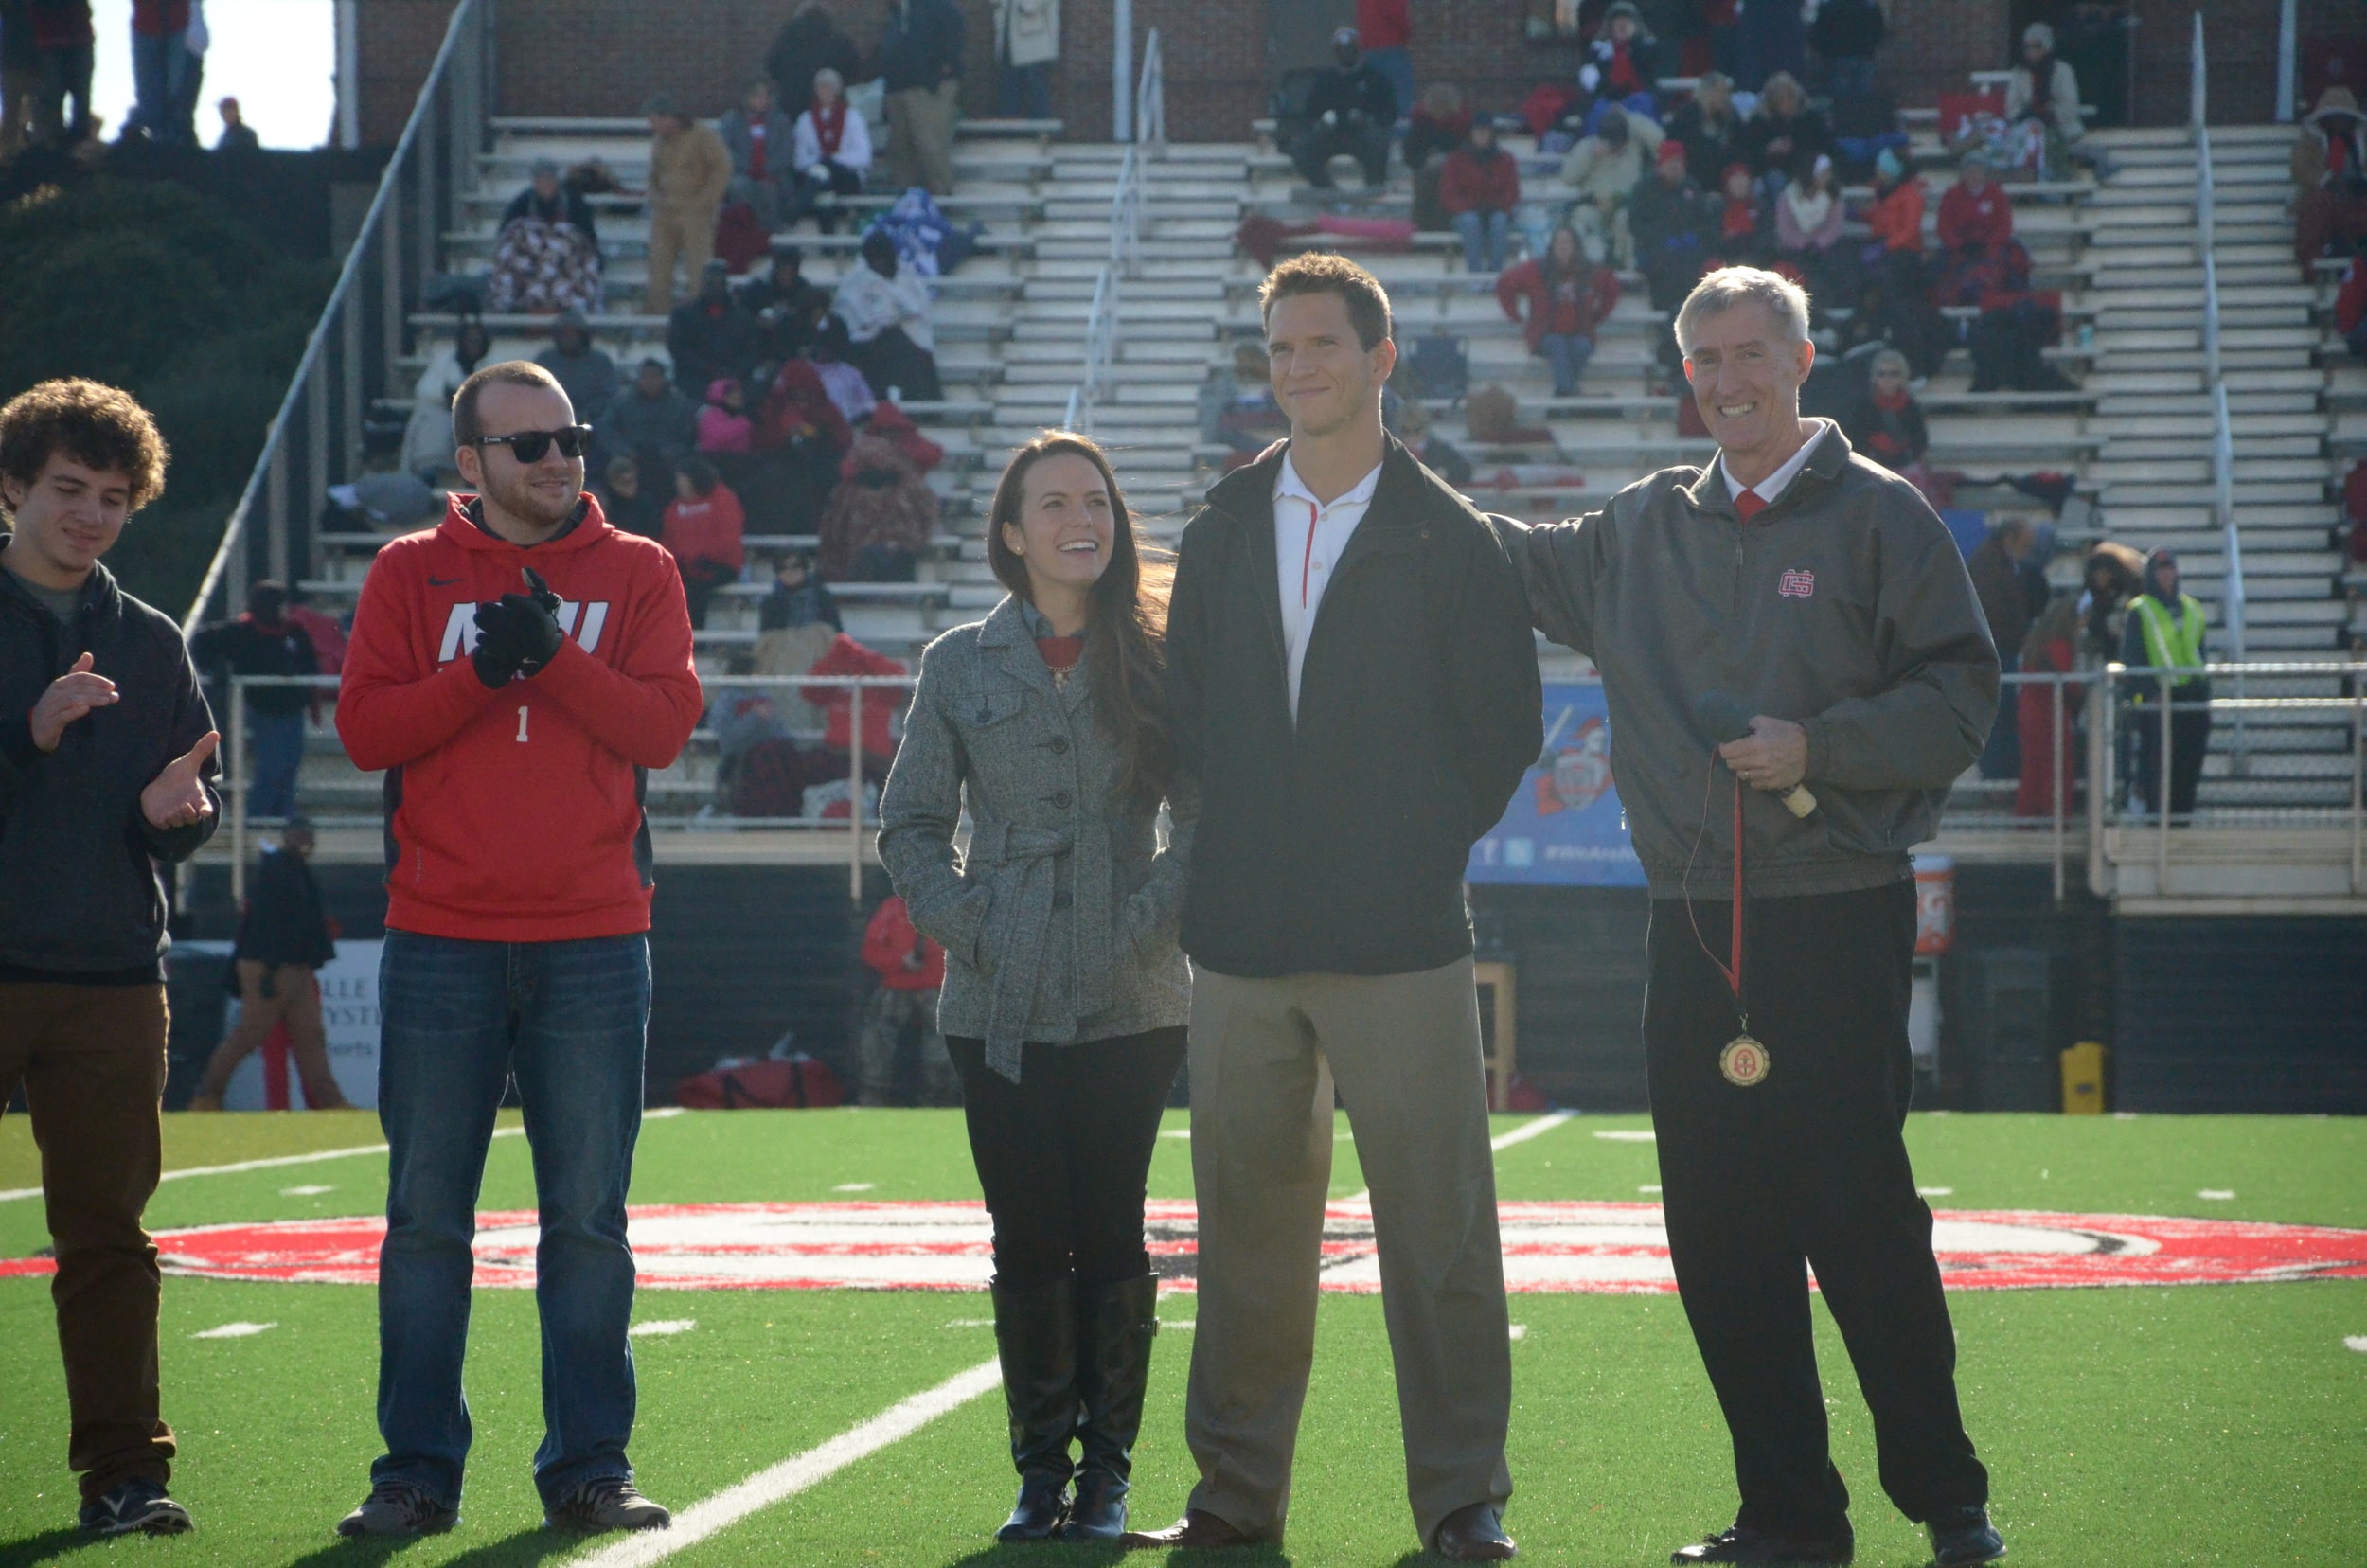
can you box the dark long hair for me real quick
[986,432,1175,802]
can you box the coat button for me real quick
[1052,891,1073,910]
[1050,791,1072,808]
[1047,736,1070,754]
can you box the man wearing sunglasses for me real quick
[332,362,703,1539]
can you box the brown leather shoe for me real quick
[1433,1501,1517,1561]
[1119,1509,1257,1550]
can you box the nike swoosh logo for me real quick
[428,577,463,586]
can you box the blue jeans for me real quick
[126,31,177,139]
[999,60,1053,120]
[1452,208,1510,273]
[1362,46,1416,123]
[1539,332,1594,396]
[1823,55,1877,100]
[372,930,652,1508]
[247,709,305,821]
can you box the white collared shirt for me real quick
[1720,419,1829,510]
[1273,452,1383,722]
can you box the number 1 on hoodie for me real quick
[516,705,529,743]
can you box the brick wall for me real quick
[355,0,2300,148]
[358,0,458,147]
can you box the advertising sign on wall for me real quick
[220,939,383,1110]
[1468,682,1646,887]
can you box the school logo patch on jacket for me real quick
[1778,568,1816,599]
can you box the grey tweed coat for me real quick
[877,595,1193,1081]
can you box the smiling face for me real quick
[0,455,134,588]
[455,379,583,534]
[1265,290,1394,441]
[1000,452,1116,599]
[1871,359,1909,399]
[1682,299,1813,463]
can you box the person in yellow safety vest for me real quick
[2120,547,2213,822]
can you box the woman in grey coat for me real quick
[877,432,1191,1544]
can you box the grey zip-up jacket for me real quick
[878,596,1192,1080]
[1514,421,1996,899]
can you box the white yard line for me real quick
[572,1359,1004,1568]
[1344,1111,1573,1205]
[1,1107,684,1203]
[584,1111,1572,1561]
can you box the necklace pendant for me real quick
[1718,1032,1770,1088]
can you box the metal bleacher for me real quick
[182,1,2361,902]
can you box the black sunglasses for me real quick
[473,424,592,463]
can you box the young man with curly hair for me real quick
[0,378,220,1538]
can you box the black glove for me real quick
[470,568,565,687]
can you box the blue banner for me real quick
[1468,682,1646,885]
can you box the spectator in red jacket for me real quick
[801,631,906,774]
[1440,117,1521,274]
[1936,151,2013,256]
[30,0,96,145]
[122,0,188,143]
[2336,252,2367,360]
[331,360,698,1538]
[659,455,746,629]
[1496,225,1623,395]
[855,894,954,1104]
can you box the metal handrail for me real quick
[2188,10,2248,771]
[183,0,493,636]
[1064,28,1163,430]
[1135,27,1166,150]
[217,670,914,901]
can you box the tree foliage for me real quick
[0,179,333,615]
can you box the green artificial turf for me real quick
[1,1109,2362,1566]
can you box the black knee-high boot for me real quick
[991,1276,1077,1541]
[1064,1274,1160,1541]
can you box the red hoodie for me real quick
[1937,180,2013,253]
[337,494,703,941]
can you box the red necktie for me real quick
[1733,489,1769,522]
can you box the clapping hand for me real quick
[471,566,566,687]
[28,652,117,751]
[141,731,220,831]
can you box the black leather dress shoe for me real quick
[1926,1506,2006,1566]
[1433,1500,1517,1560]
[1119,1509,1256,1550]
[1671,1523,1854,1564]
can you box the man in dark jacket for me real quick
[1126,254,1538,1563]
[187,818,349,1111]
[878,0,964,195]
[1280,27,1396,190]
[738,245,834,364]
[598,358,698,478]
[667,260,762,401]
[535,309,620,435]
[1516,268,2005,1568]
[766,0,863,122]
[0,378,219,1539]
[190,579,317,821]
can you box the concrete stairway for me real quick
[2079,122,2349,809]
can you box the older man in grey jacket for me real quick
[1514,268,2007,1568]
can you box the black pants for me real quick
[947,1027,1186,1292]
[845,326,942,404]
[1283,121,1391,188]
[2132,700,2211,821]
[1646,882,1986,1539]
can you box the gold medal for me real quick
[1718,1033,1770,1087]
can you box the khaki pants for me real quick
[192,961,349,1109]
[1182,957,1513,1547]
[0,982,176,1502]
[645,202,715,316]
[883,80,960,195]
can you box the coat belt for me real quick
[964,819,1114,1082]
